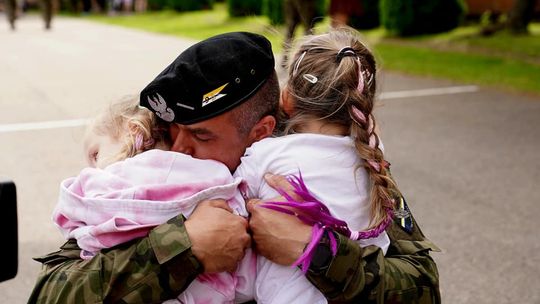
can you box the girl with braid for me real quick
[234,29,398,303]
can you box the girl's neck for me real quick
[295,119,348,136]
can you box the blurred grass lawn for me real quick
[88,3,540,95]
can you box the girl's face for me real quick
[84,132,124,168]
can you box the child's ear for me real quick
[249,115,276,142]
[280,89,295,116]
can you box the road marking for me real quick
[0,119,89,133]
[0,85,479,133]
[380,85,478,100]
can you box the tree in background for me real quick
[228,0,262,17]
[480,0,539,35]
[147,0,213,11]
[507,0,538,34]
[380,0,466,36]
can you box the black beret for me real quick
[140,32,275,125]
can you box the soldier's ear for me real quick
[249,115,276,142]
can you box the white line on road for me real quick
[0,85,479,133]
[0,119,89,133]
[379,85,478,100]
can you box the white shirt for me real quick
[234,133,390,304]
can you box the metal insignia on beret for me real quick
[202,83,228,107]
[147,93,175,122]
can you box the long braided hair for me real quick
[284,29,399,231]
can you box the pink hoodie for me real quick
[53,149,246,257]
[53,150,258,304]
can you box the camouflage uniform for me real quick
[29,206,440,304]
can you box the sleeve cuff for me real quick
[324,233,363,282]
[149,215,195,264]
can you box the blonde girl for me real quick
[54,97,254,304]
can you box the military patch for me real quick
[202,83,228,107]
[394,196,413,234]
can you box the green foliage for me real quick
[263,0,328,25]
[262,0,284,25]
[147,0,213,11]
[349,0,380,29]
[380,0,466,36]
[228,0,262,17]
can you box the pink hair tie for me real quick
[135,133,144,151]
[351,107,367,124]
[367,159,381,172]
[144,138,155,149]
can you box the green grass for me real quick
[88,5,287,55]
[374,42,540,94]
[87,4,540,95]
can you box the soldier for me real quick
[281,0,318,68]
[29,32,440,303]
[4,0,17,30]
[4,0,53,30]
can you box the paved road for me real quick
[1,14,539,304]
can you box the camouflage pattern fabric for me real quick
[29,206,440,304]
[306,206,441,304]
[28,216,202,303]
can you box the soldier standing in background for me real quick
[4,0,17,29]
[4,0,53,30]
[281,0,317,68]
[329,0,363,28]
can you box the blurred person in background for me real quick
[329,0,363,28]
[4,0,53,30]
[281,0,317,68]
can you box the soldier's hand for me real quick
[247,173,311,265]
[185,199,250,273]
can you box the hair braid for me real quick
[350,110,398,230]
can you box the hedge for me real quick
[263,0,328,25]
[148,0,213,11]
[228,0,263,17]
[380,0,466,36]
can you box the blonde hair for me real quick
[285,29,399,230]
[87,96,168,164]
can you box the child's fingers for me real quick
[201,199,233,213]
[263,173,302,201]
[246,198,263,213]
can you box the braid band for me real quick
[134,132,155,151]
[135,133,144,151]
[351,106,367,125]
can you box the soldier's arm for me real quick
[306,216,441,304]
[29,216,202,304]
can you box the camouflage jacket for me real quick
[29,207,440,304]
